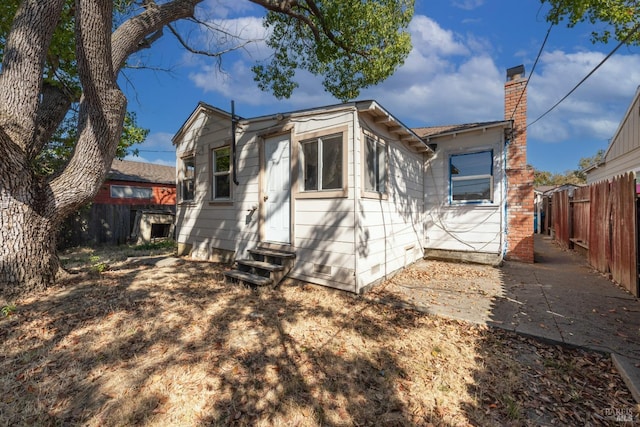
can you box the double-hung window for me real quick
[212,146,231,200]
[300,133,343,192]
[180,155,195,202]
[364,135,387,195]
[450,150,493,203]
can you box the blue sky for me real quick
[120,0,640,174]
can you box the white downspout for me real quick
[353,109,360,293]
[500,129,509,263]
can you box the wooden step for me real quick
[249,248,296,258]
[237,259,285,272]
[224,270,273,286]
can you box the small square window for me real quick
[450,150,493,203]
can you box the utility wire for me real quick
[527,24,640,129]
[509,23,553,122]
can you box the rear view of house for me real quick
[413,65,533,264]
[173,66,533,293]
[173,101,431,292]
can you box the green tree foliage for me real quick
[35,112,148,176]
[1,0,147,178]
[542,0,640,44]
[533,168,584,186]
[532,149,605,186]
[0,0,414,295]
[252,0,414,101]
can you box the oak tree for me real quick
[543,0,640,45]
[0,0,413,298]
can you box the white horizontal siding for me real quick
[176,112,261,259]
[423,128,505,255]
[608,93,640,161]
[587,91,640,183]
[356,116,425,291]
[588,146,640,183]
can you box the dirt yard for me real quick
[0,247,637,426]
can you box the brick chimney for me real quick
[504,65,534,263]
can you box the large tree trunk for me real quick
[0,196,58,298]
[0,0,202,300]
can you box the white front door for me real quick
[264,134,291,244]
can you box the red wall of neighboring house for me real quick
[94,180,176,205]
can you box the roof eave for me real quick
[356,100,433,154]
[172,102,237,145]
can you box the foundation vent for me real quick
[313,264,332,275]
[371,264,381,275]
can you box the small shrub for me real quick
[88,255,108,273]
[1,303,16,317]
[134,240,176,251]
[92,262,108,273]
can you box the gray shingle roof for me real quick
[108,160,175,185]
[412,121,508,138]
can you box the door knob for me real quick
[263,195,269,201]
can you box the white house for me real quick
[586,86,640,186]
[172,66,533,292]
[414,121,512,264]
[173,101,432,293]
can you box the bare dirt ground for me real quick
[1,247,638,426]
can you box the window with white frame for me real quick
[450,150,493,203]
[180,155,195,202]
[212,146,231,200]
[300,133,343,192]
[364,135,387,194]
[110,185,153,199]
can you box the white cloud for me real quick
[142,132,174,149]
[452,0,485,11]
[409,15,469,57]
[190,59,271,106]
[362,55,503,126]
[200,0,259,19]
[183,10,640,151]
[358,17,500,126]
[528,50,640,142]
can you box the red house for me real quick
[59,160,176,247]
[95,160,176,206]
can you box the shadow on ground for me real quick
[2,257,468,426]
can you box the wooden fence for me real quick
[58,203,175,249]
[549,173,638,296]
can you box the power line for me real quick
[509,23,553,122]
[527,24,640,129]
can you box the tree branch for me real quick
[111,0,203,73]
[249,0,359,57]
[30,83,75,161]
[167,23,256,57]
[0,0,66,150]
[49,0,127,221]
[249,0,322,43]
